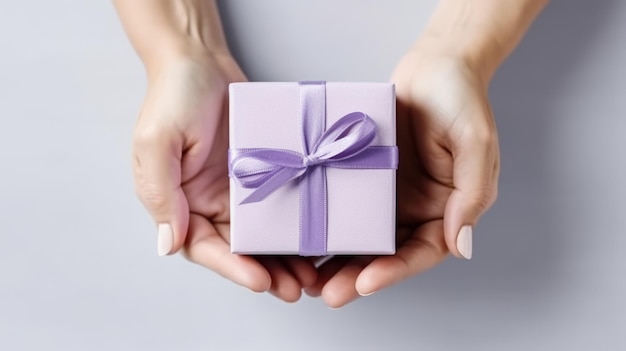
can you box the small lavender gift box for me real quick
[228,81,397,256]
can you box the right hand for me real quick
[304,53,500,308]
[132,52,317,302]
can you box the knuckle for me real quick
[473,185,498,213]
[136,180,169,211]
[465,123,495,146]
[472,188,493,213]
[133,126,169,149]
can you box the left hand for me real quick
[305,49,500,308]
[132,52,317,302]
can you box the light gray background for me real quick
[1,0,624,350]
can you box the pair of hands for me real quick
[132,49,499,308]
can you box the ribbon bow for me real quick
[230,111,385,204]
[229,82,397,256]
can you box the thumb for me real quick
[133,126,190,256]
[444,124,498,260]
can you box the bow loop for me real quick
[310,112,377,162]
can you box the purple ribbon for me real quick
[229,82,398,256]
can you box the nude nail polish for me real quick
[457,225,473,260]
[157,223,174,256]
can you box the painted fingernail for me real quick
[157,223,174,256]
[457,225,473,260]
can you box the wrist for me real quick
[413,0,549,82]
[413,28,504,83]
[132,0,231,77]
[142,37,228,75]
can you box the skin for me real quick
[114,0,549,307]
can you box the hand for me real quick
[132,53,317,302]
[305,50,500,308]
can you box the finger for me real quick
[257,257,303,303]
[319,256,375,309]
[444,118,498,260]
[281,256,318,288]
[312,255,334,268]
[355,221,447,296]
[303,256,351,298]
[133,124,189,256]
[184,214,271,293]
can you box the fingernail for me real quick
[157,223,174,256]
[358,290,376,297]
[304,288,321,298]
[457,225,473,260]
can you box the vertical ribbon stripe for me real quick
[298,82,327,256]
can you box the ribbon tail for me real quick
[326,146,398,169]
[240,167,304,204]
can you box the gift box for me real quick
[228,81,397,256]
